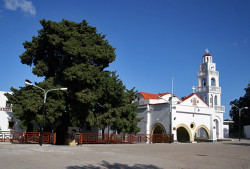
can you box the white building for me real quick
[134,50,226,142]
[244,125,250,138]
[0,91,23,132]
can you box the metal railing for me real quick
[215,105,225,112]
[196,86,221,93]
[198,71,219,77]
[0,131,56,144]
[76,133,174,144]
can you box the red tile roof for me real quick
[139,92,170,100]
[181,93,196,101]
[203,53,212,56]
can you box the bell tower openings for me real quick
[196,49,222,108]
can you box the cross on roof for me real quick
[205,48,209,54]
[192,86,196,93]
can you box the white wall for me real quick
[0,91,23,132]
[149,104,170,134]
[244,125,250,138]
[136,107,148,134]
[223,125,229,138]
[135,94,223,142]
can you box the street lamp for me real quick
[25,81,67,146]
[231,104,248,141]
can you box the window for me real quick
[211,78,216,86]
[6,101,11,108]
[202,79,206,87]
[210,94,213,107]
[190,123,195,129]
[8,121,15,129]
[215,96,218,106]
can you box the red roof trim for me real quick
[181,93,209,106]
[181,93,196,101]
[203,53,212,56]
[139,92,170,100]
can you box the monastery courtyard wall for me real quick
[0,139,250,169]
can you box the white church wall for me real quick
[0,91,11,131]
[0,91,24,132]
[136,107,148,134]
[148,99,166,105]
[0,91,9,107]
[180,99,208,109]
[136,104,171,134]
[215,113,224,138]
[159,94,171,102]
[0,110,10,131]
[149,104,170,134]
[174,111,211,141]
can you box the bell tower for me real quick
[196,49,222,108]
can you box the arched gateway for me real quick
[194,125,210,142]
[151,123,166,134]
[151,123,167,143]
[176,124,192,142]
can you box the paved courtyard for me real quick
[0,139,250,169]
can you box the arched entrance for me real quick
[194,125,209,142]
[151,123,166,143]
[177,127,190,142]
[151,123,166,134]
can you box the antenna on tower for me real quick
[172,77,174,95]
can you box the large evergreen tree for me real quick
[6,19,140,135]
[229,83,250,133]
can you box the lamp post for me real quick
[231,104,248,141]
[169,96,173,144]
[25,81,67,146]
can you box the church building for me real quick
[134,50,226,142]
[0,91,23,132]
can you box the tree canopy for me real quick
[6,19,141,134]
[229,83,250,133]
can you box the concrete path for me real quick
[0,139,250,169]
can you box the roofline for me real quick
[138,103,169,107]
[138,92,171,100]
[181,93,209,107]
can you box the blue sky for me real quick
[0,0,249,120]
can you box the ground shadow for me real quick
[224,142,250,147]
[67,160,162,169]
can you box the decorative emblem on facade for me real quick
[191,98,199,106]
